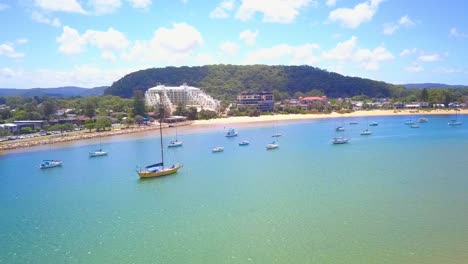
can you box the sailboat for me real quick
[168,127,183,148]
[137,118,182,178]
[360,119,372,135]
[40,138,62,169]
[89,136,107,157]
[266,141,279,150]
[272,123,282,137]
[448,110,462,126]
[225,128,238,137]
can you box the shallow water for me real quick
[1,115,467,263]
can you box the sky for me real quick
[0,0,467,88]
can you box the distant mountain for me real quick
[403,83,468,89]
[105,65,402,99]
[0,86,107,97]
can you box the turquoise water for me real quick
[1,115,468,264]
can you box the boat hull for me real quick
[138,165,182,178]
[168,142,183,147]
[89,151,107,157]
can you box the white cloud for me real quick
[83,28,129,51]
[31,11,61,27]
[127,0,152,8]
[326,0,337,7]
[0,3,9,11]
[383,15,415,35]
[35,0,86,14]
[328,0,382,29]
[322,36,394,71]
[383,23,398,35]
[405,63,423,73]
[354,46,394,70]
[219,41,239,56]
[418,53,443,62]
[56,26,87,54]
[449,27,468,38]
[0,43,25,59]
[57,26,129,56]
[0,68,16,79]
[323,36,357,60]
[436,67,466,74]
[123,22,203,64]
[0,66,136,88]
[399,48,417,57]
[89,0,122,14]
[245,43,320,65]
[398,15,415,27]
[239,29,258,46]
[101,51,117,62]
[210,0,235,18]
[236,0,314,23]
[16,38,29,44]
[196,53,216,65]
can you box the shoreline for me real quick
[1,109,466,153]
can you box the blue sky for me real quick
[0,0,467,88]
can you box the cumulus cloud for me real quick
[383,15,415,35]
[326,0,337,7]
[89,0,122,14]
[0,43,25,59]
[219,41,239,56]
[399,48,417,57]
[123,22,203,64]
[210,0,235,18]
[35,0,86,14]
[56,26,87,54]
[127,0,152,8]
[323,36,357,60]
[57,26,129,56]
[418,53,443,62]
[245,43,320,65]
[449,27,468,38]
[239,29,258,46]
[328,0,382,29]
[322,36,394,71]
[236,0,314,23]
[405,63,423,73]
[31,11,61,27]
[16,38,29,44]
[0,66,136,88]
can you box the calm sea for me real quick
[1,114,467,264]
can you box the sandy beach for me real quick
[1,109,466,152]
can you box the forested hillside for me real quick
[105,65,403,100]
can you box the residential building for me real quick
[145,83,219,115]
[237,92,274,112]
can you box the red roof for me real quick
[301,96,327,101]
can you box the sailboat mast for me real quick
[159,117,164,167]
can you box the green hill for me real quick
[105,65,403,100]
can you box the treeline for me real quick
[105,65,402,100]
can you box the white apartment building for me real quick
[145,83,219,114]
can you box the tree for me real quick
[84,101,96,118]
[124,117,135,128]
[420,88,429,102]
[95,118,112,131]
[132,90,147,117]
[186,107,198,120]
[85,119,95,132]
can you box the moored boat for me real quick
[266,141,279,150]
[238,140,250,146]
[40,160,62,169]
[418,117,428,123]
[360,129,372,135]
[137,116,182,179]
[332,137,349,144]
[225,128,238,137]
[89,149,107,157]
[369,122,378,126]
[212,146,224,152]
